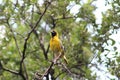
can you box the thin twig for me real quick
[40,51,64,80]
[40,61,54,80]
[0,61,19,75]
[6,19,28,80]
[55,16,77,21]
[19,1,51,79]
[3,67,19,75]
[28,1,51,60]
[61,63,72,74]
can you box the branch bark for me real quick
[41,61,54,80]
[0,61,19,76]
[3,1,51,80]
[28,1,51,60]
[19,1,51,80]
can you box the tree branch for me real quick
[28,1,51,60]
[6,19,28,80]
[60,63,72,74]
[55,16,76,21]
[19,1,51,79]
[34,61,72,80]
[3,67,19,75]
[40,61,54,80]
[0,61,19,75]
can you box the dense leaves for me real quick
[0,0,120,80]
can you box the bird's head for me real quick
[51,30,58,37]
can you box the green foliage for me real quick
[0,0,120,80]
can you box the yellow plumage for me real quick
[50,30,68,64]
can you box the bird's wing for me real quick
[60,40,65,52]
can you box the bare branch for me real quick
[19,1,51,79]
[0,61,19,75]
[60,63,72,74]
[34,1,51,29]
[27,1,51,60]
[33,61,54,80]
[41,61,54,80]
[6,19,28,80]
[3,67,19,75]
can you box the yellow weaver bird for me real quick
[50,30,68,64]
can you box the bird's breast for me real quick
[50,38,61,52]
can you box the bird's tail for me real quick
[61,50,68,64]
[63,55,68,64]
